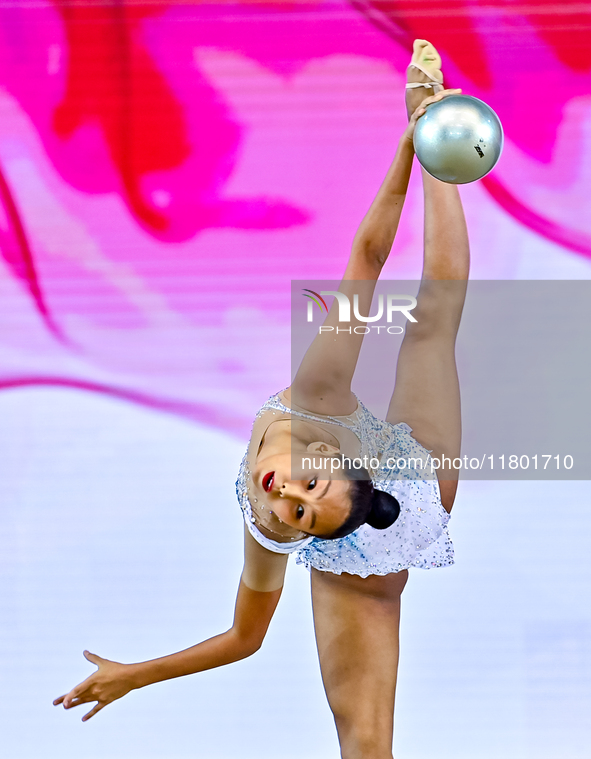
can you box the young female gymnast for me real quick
[54,40,468,759]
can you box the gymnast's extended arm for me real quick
[289,99,442,415]
[53,529,288,721]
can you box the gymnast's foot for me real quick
[405,39,444,120]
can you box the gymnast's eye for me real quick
[307,478,317,490]
[296,505,304,520]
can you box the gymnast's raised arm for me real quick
[290,89,460,418]
[53,528,287,721]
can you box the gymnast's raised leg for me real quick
[311,41,468,759]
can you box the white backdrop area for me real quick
[1,386,590,759]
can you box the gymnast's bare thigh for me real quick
[311,569,408,759]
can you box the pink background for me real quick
[1,1,591,434]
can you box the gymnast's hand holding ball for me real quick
[403,87,463,147]
[404,40,503,183]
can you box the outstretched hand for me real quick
[403,89,462,144]
[53,650,136,722]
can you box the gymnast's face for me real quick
[251,450,352,537]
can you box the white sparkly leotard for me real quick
[236,391,454,578]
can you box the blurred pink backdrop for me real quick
[1,0,590,436]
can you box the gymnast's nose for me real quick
[278,481,300,499]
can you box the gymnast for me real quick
[54,40,467,759]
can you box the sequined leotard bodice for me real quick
[236,391,454,577]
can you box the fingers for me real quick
[53,650,105,707]
[54,693,105,721]
[65,696,86,708]
[420,88,461,109]
[423,88,462,108]
[83,650,102,666]
[62,688,83,709]
[52,693,84,709]
[54,650,112,721]
[55,689,100,718]
[58,676,90,708]
[439,88,462,98]
[411,88,462,124]
[82,702,105,722]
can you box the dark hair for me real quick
[318,458,400,540]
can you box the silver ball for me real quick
[414,95,503,184]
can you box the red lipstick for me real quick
[262,472,275,492]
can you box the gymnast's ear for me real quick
[306,442,340,454]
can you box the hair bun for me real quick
[365,488,400,530]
